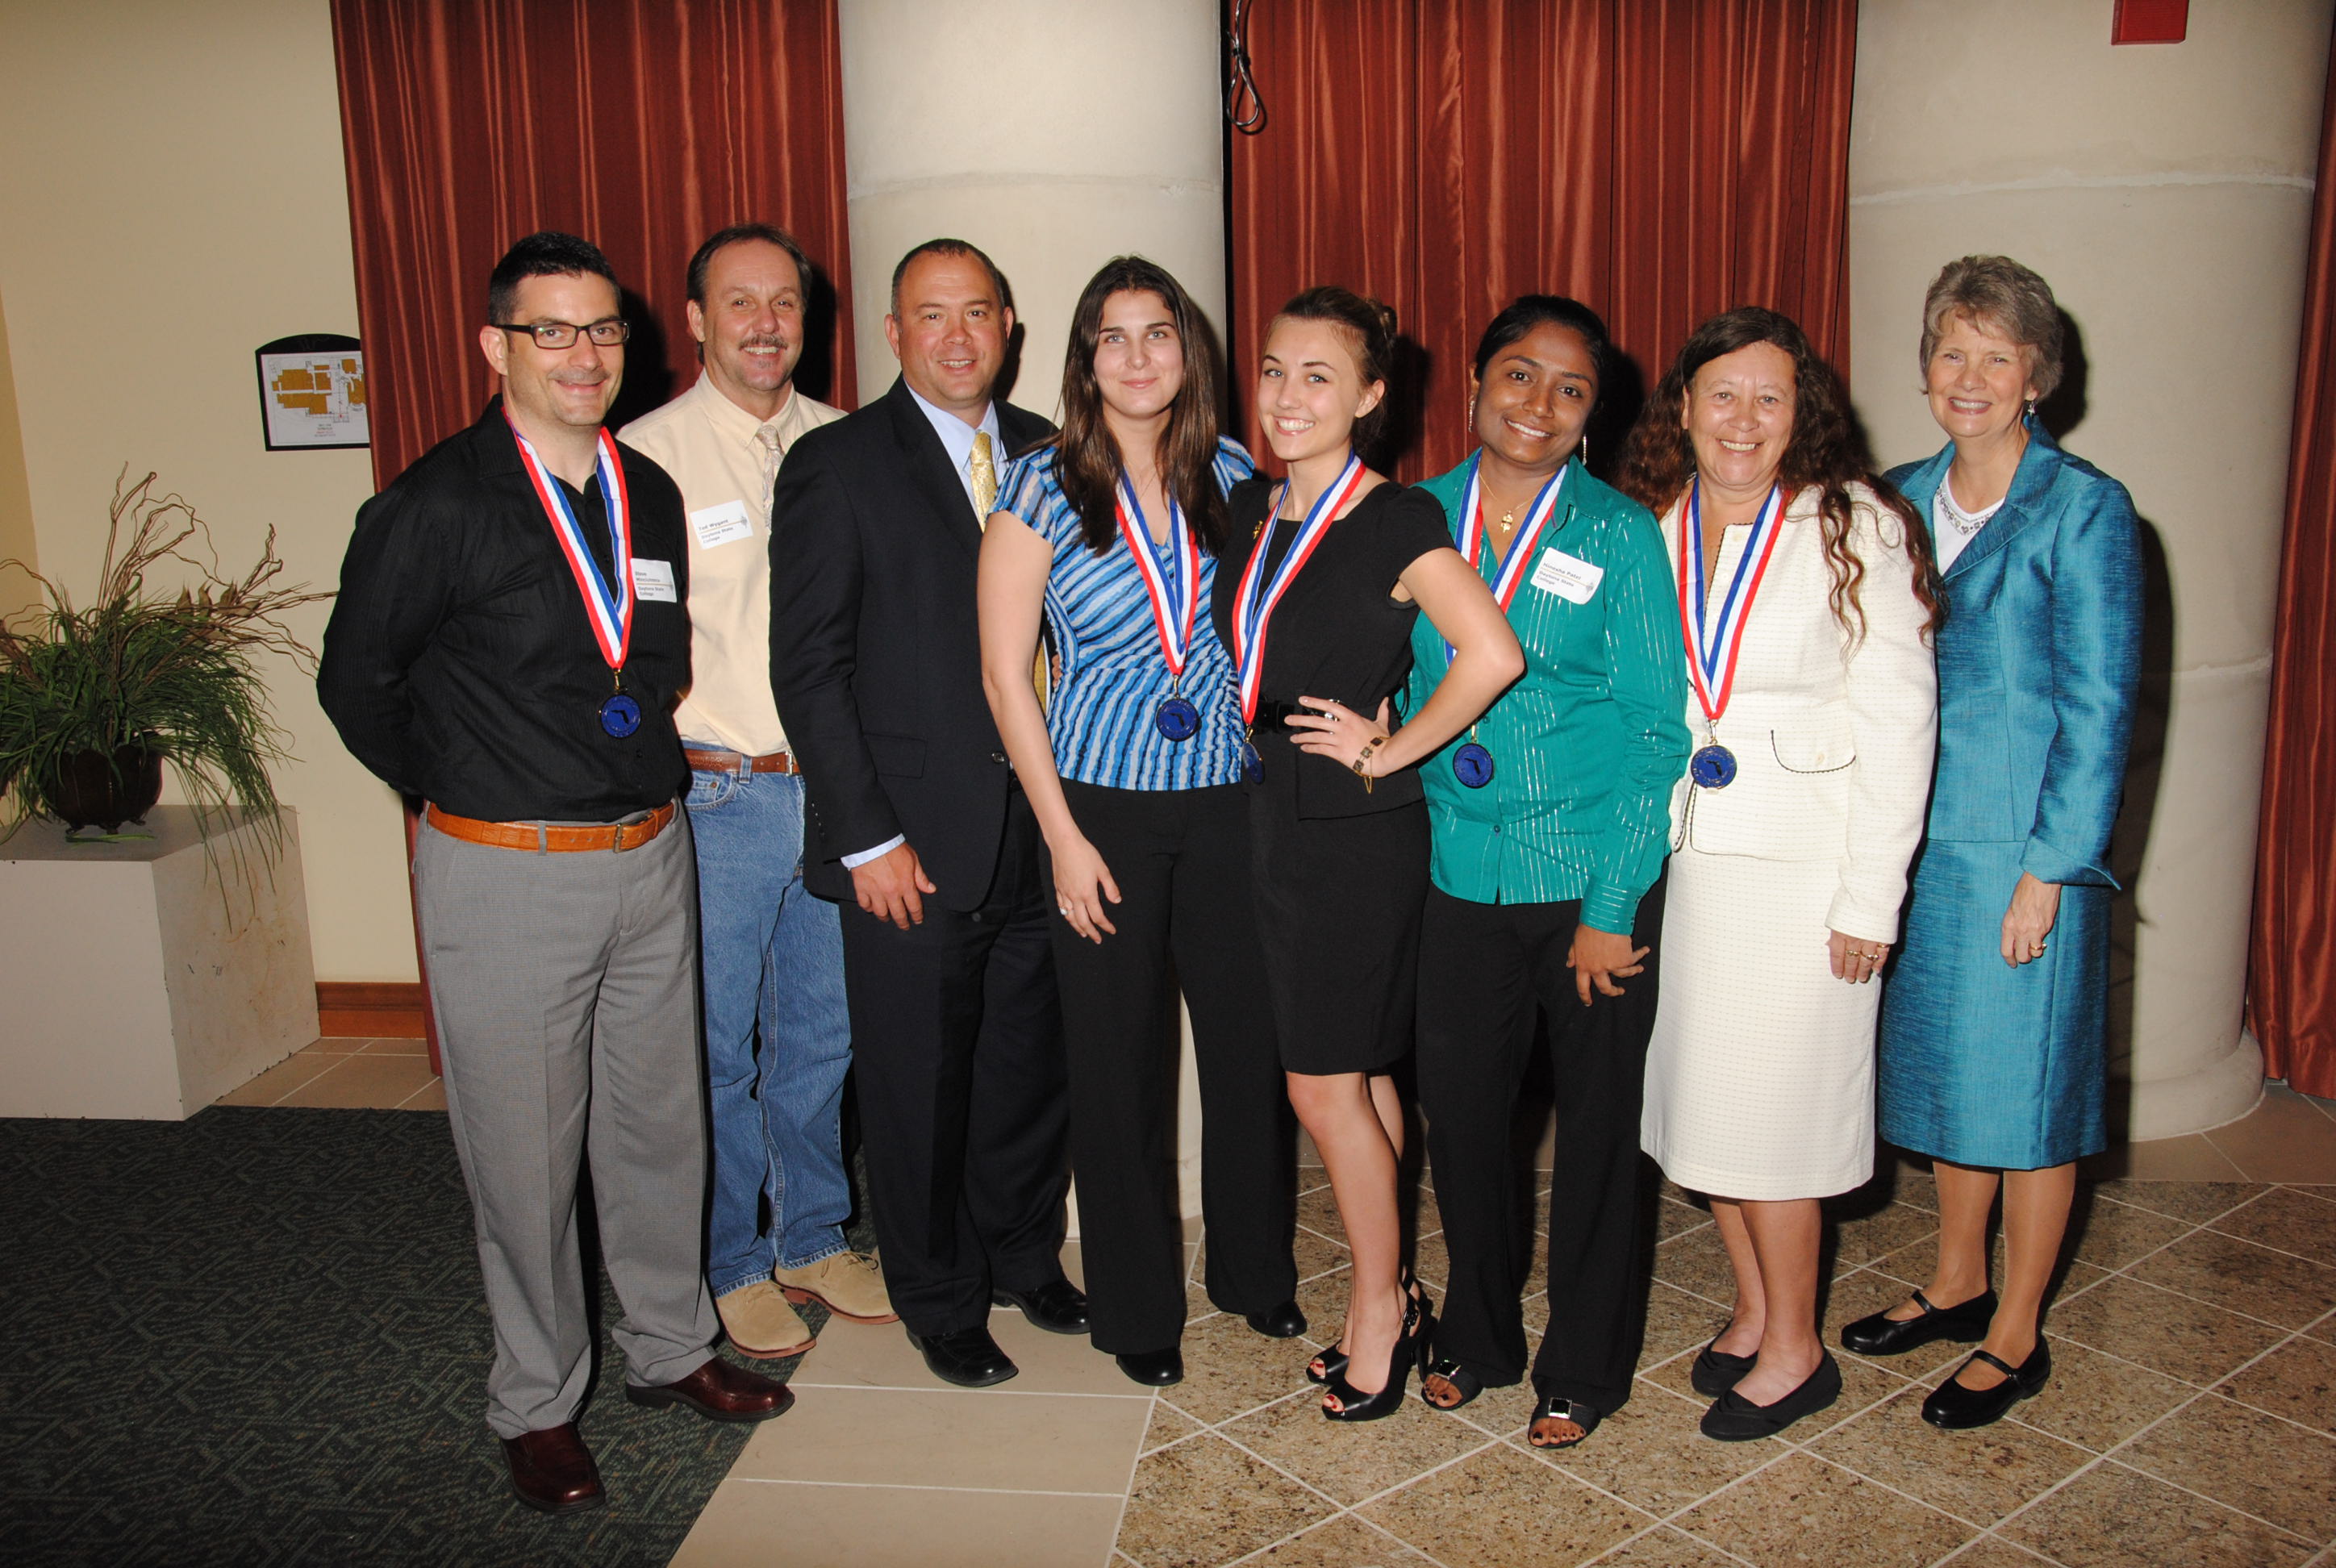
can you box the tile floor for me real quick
[212,1050,2336,1568]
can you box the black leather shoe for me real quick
[1245,1300,1308,1339]
[1690,1333,1756,1397]
[1922,1341,2050,1429]
[1841,1288,1996,1357]
[1115,1346,1185,1387]
[1700,1350,1843,1441]
[908,1325,1020,1387]
[991,1278,1091,1335]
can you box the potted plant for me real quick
[0,470,329,861]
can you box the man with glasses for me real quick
[319,231,792,1517]
[621,225,891,1365]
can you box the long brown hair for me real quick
[1053,256,1229,556]
[1616,307,1942,641]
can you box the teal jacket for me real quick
[1404,455,1690,929]
[1885,424,2142,886]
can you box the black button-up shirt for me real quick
[319,398,692,823]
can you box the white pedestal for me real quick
[0,807,319,1120]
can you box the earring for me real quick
[1579,431,1591,466]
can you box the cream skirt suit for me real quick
[1641,482,1938,1201]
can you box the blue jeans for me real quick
[686,761,854,1296]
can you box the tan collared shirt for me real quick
[620,374,843,757]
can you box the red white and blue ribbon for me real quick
[1678,480,1784,728]
[1116,478,1198,685]
[1445,454,1568,660]
[508,417,634,673]
[1232,453,1366,724]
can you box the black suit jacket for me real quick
[769,378,1056,910]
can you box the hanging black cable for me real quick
[1226,0,1266,133]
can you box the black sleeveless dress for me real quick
[1209,477,1454,1074]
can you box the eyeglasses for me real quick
[492,318,631,348]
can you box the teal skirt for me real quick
[1879,839,2109,1170]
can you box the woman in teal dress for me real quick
[1853,256,2142,1429]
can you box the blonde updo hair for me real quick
[1918,255,2065,400]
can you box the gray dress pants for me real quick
[415,811,719,1438]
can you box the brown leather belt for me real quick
[683,746,799,775]
[424,801,677,853]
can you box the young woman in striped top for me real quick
[978,256,1300,1389]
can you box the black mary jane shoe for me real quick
[1841,1288,1996,1357]
[1921,1341,2050,1429]
[1321,1294,1426,1423]
[1690,1333,1757,1397]
[1419,1357,1484,1412]
[1114,1346,1185,1387]
[1700,1350,1842,1441]
[1526,1395,1604,1450]
[1245,1300,1308,1339]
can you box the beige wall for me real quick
[838,0,1229,421]
[1848,0,2331,1134]
[0,0,413,981]
[0,281,37,623]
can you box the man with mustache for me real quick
[770,240,1082,1387]
[622,225,893,1364]
[320,231,792,1516]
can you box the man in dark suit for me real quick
[769,239,1082,1387]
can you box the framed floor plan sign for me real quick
[256,333,369,451]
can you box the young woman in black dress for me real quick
[1210,287,1523,1420]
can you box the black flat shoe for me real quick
[1690,1333,1757,1397]
[908,1324,1020,1387]
[1322,1295,1426,1423]
[1114,1346,1185,1387]
[1922,1341,2050,1429]
[1527,1395,1603,1449]
[1841,1288,1996,1357]
[1245,1300,1308,1338]
[1700,1350,1842,1441]
[991,1278,1091,1336]
[1420,1357,1484,1411]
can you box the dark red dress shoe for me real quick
[501,1423,604,1514]
[625,1356,796,1423]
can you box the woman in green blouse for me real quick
[1410,297,1690,1448]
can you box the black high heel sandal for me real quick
[1321,1291,1427,1423]
[1306,1269,1426,1386]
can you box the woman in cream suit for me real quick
[1618,307,1939,1441]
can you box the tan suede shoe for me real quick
[775,1250,899,1324]
[715,1280,816,1358]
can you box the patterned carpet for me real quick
[0,1107,807,1568]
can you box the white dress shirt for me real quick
[903,381,1003,515]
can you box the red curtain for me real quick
[331,0,855,492]
[1226,0,1857,481]
[2246,40,2336,1099]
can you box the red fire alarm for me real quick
[2113,0,2188,44]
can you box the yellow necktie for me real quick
[970,430,998,522]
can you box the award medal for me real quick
[1443,457,1569,788]
[1230,454,1367,777]
[1116,479,1203,743]
[508,415,639,739]
[1678,480,1785,789]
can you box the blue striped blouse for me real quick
[999,437,1255,790]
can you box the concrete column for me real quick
[836,0,1228,1213]
[1847,2,2331,1139]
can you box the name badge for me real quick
[690,498,755,549]
[1531,548,1603,605]
[631,558,678,603]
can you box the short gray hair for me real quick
[1918,255,2064,400]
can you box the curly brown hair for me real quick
[1616,306,1941,641]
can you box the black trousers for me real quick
[838,787,1071,1336]
[1415,878,1666,1412]
[1049,780,1295,1353]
